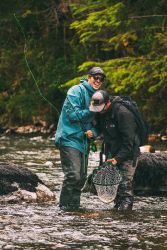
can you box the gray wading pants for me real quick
[59,146,88,208]
[114,159,138,205]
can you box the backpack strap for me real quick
[111,101,122,123]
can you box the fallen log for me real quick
[134,152,167,195]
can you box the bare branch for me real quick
[129,15,167,19]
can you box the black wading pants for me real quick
[114,159,138,206]
[59,146,88,208]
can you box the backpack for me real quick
[112,96,149,146]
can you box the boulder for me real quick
[0,162,56,203]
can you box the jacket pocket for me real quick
[67,131,85,141]
[105,123,118,139]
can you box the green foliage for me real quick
[0,0,79,127]
[68,0,167,131]
[0,0,167,132]
[71,2,125,43]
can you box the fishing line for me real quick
[13,13,60,115]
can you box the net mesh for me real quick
[92,163,121,203]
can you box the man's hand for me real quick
[85,130,93,139]
[107,158,117,166]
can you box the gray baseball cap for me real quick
[89,90,109,112]
[88,67,106,77]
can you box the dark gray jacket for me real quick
[96,97,140,165]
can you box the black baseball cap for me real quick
[89,90,109,112]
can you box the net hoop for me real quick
[92,163,121,186]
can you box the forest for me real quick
[0,0,167,133]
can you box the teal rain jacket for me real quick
[55,78,97,153]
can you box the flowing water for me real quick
[0,135,167,250]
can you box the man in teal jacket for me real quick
[55,67,106,210]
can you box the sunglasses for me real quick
[92,99,102,105]
[93,75,105,82]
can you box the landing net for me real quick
[92,163,121,203]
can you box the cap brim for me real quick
[89,103,105,112]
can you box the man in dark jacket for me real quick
[89,90,140,211]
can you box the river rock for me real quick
[0,162,56,203]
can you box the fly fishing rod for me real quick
[14,13,60,116]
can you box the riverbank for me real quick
[0,123,55,137]
[1,124,167,144]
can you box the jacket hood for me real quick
[112,96,122,104]
[106,96,122,114]
[80,78,96,95]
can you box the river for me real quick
[0,135,167,249]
